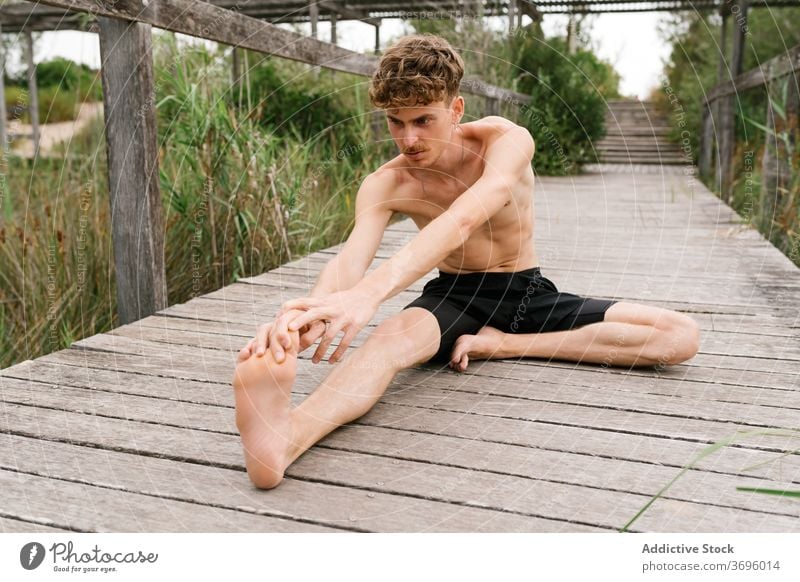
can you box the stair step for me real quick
[597,156,690,164]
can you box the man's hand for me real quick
[281,287,380,363]
[242,309,326,363]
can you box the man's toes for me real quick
[237,347,251,363]
[450,342,467,368]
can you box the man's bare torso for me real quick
[375,116,537,275]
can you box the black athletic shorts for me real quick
[403,266,617,362]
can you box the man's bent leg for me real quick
[450,301,701,369]
[232,307,440,489]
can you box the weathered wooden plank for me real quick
[0,364,800,492]
[3,388,798,531]
[5,355,798,461]
[6,344,799,431]
[0,468,338,532]
[2,433,575,533]
[4,392,797,532]
[98,16,167,324]
[0,516,70,533]
[3,363,797,449]
[0,406,597,531]
[324,423,800,517]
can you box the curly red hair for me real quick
[369,34,464,109]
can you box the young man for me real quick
[232,34,700,489]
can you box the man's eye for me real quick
[417,118,430,125]
[389,119,402,126]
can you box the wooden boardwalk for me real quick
[2,164,799,533]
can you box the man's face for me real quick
[386,99,459,166]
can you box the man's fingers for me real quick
[311,324,342,364]
[255,323,272,356]
[329,328,358,363]
[299,322,326,351]
[282,297,318,313]
[288,309,326,332]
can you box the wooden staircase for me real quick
[593,99,688,165]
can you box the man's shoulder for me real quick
[464,116,531,150]
[364,158,415,190]
[466,115,523,135]
[356,160,414,204]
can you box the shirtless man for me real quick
[232,34,701,489]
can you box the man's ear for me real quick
[451,95,464,123]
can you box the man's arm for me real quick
[308,171,394,297]
[282,124,535,361]
[255,171,394,362]
[357,125,534,302]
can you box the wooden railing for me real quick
[23,0,530,325]
[699,38,800,203]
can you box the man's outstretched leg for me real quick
[449,301,701,370]
[232,307,440,489]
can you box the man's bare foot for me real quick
[232,331,299,489]
[449,326,507,372]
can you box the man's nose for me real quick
[401,131,420,149]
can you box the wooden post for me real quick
[0,23,7,153]
[699,101,713,180]
[508,0,516,34]
[715,10,729,197]
[567,15,577,55]
[330,12,337,45]
[719,0,748,202]
[730,0,749,78]
[374,20,381,55]
[98,17,167,325]
[24,30,40,156]
[761,71,799,232]
[309,1,318,39]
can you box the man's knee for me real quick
[655,312,701,365]
[360,309,440,370]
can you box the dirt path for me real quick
[8,101,103,157]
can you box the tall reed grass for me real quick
[1,36,394,369]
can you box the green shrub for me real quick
[4,57,102,123]
[511,29,613,175]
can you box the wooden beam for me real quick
[35,0,376,75]
[330,11,337,45]
[0,22,7,153]
[374,19,381,55]
[98,16,167,324]
[705,34,800,104]
[31,1,528,102]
